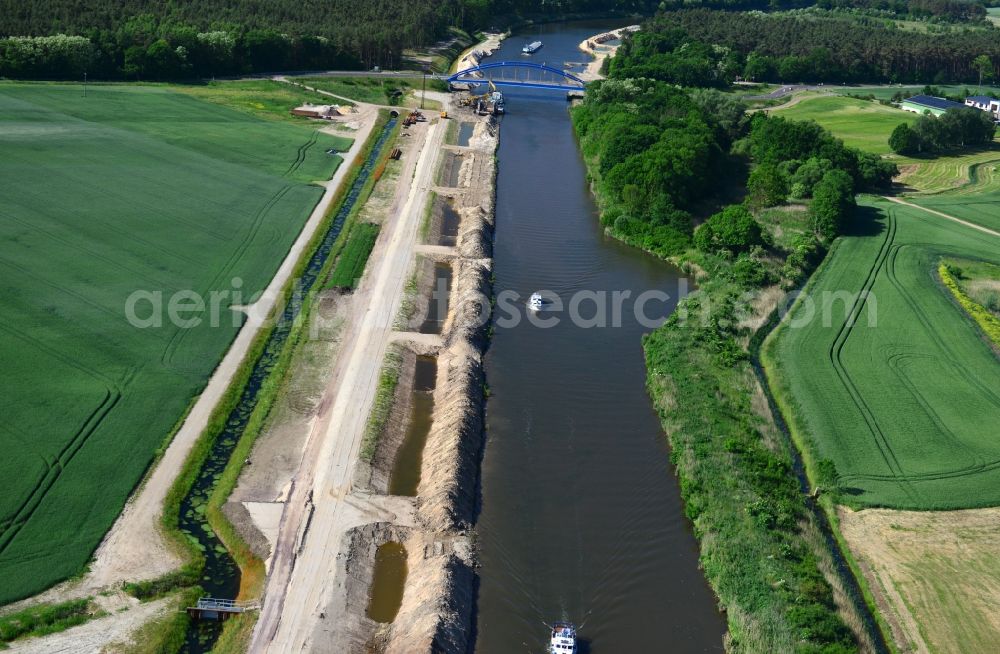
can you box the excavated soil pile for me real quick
[335,115,497,654]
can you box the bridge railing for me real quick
[446,60,587,91]
[193,597,260,612]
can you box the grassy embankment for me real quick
[327,223,381,290]
[137,109,398,652]
[360,346,404,463]
[0,82,349,606]
[403,26,477,73]
[0,598,98,648]
[178,79,359,119]
[639,231,882,651]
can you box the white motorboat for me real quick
[550,622,577,653]
[528,292,545,310]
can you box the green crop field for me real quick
[910,189,1000,232]
[902,151,1000,198]
[0,82,351,604]
[772,94,914,154]
[764,196,1000,509]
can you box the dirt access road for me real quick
[251,117,444,653]
[885,196,1000,239]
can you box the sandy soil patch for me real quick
[453,33,506,74]
[839,506,1000,654]
[577,25,640,82]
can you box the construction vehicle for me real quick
[402,110,425,127]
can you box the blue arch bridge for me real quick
[444,61,587,92]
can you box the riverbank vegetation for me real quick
[572,58,898,646]
[0,598,97,645]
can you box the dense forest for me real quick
[631,9,1000,84]
[0,0,658,79]
[3,0,997,80]
[573,78,894,256]
[657,0,990,21]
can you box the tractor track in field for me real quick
[161,184,295,370]
[1,211,167,289]
[283,130,319,178]
[0,323,130,558]
[885,196,1000,239]
[0,257,123,322]
[161,129,330,370]
[840,457,1000,483]
[835,236,1000,488]
[50,147,237,245]
[826,209,921,503]
[887,243,1000,412]
[886,244,1000,480]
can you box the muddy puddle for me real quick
[389,356,437,496]
[367,542,408,623]
[438,199,461,247]
[418,262,452,335]
[457,123,474,147]
[439,151,463,188]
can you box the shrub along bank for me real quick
[572,74,893,651]
[940,262,1000,347]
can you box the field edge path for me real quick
[884,196,1000,239]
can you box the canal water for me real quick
[475,22,726,653]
